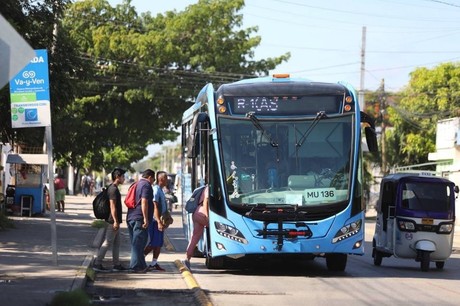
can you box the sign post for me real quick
[9,49,51,128]
[9,49,57,265]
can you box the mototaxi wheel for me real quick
[420,251,430,272]
[373,248,383,266]
[435,261,445,269]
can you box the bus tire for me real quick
[205,255,225,269]
[326,253,347,271]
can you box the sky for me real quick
[106,0,460,156]
[107,0,460,92]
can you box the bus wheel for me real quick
[435,261,445,269]
[326,253,347,271]
[205,255,225,269]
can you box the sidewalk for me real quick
[0,194,99,305]
[0,192,207,306]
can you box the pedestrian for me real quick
[54,174,66,212]
[93,168,127,272]
[81,173,90,197]
[183,184,209,271]
[44,184,50,211]
[144,171,168,271]
[96,175,102,193]
[126,169,155,273]
[89,175,95,196]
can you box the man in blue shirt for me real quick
[145,171,168,271]
[126,169,155,273]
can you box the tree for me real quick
[59,0,289,171]
[388,63,460,167]
[1,0,290,175]
[0,0,77,149]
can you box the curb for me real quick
[70,255,93,292]
[70,227,104,292]
[175,259,213,306]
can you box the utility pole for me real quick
[379,79,388,175]
[359,26,366,111]
[48,0,60,266]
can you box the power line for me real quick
[421,0,460,8]
[269,0,459,22]
[261,41,460,54]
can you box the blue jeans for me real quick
[127,219,148,271]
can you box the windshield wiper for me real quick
[246,112,278,147]
[296,111,328,148]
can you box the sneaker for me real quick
[183,259,191,271]
[148,263,166,272]
[112,264,127,272]
[93,264,109,272]
[146,265,155,272]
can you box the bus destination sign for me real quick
[230,96,341,115]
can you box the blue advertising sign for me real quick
[9,49,51,128]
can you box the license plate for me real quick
[422,218,433,225]
[304,188,336,202]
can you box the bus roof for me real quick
[217,76,350,97]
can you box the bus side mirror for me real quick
[454,186,459,194]
[360,111,378,153]
[365,127,378,153]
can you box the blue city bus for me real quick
[180,74,378,271]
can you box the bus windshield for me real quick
[219,114,353,207]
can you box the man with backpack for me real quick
[126,169,155,273]
[93,168,126,271]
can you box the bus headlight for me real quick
[214,221,248,244]
[332,219,362,243]
[438,222,453,234]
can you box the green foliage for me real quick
[1,0,289,173]
[91,219,107,228]
[389,63,460,166]
[0,0,75,147]
[49,289,91,306]
[0,212,15,231]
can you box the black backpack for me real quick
[92,184,111,220]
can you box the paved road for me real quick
[1,190,460,306]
